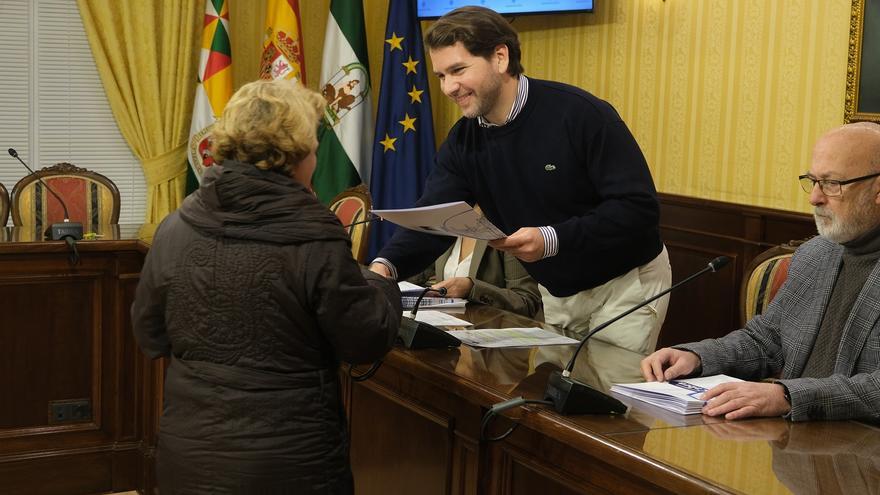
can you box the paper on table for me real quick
[448,327,579,348]
[404,310,471,327]
[610,375,744,415]
[373,201,506,240]
[402,297,467,309]
[397,281,467,309]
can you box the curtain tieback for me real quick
[142,144,187,187]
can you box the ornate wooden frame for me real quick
[329,183,373,263]
[0,182,9,226]
[846,0,880,123]
[10,162,121,226]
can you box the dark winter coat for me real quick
[131,160,401,494]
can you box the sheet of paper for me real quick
[447,327,580,348]
[404,310,471,327]
[373,201,506,240]
[398,281,425,292]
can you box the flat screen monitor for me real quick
[417,1,594,20]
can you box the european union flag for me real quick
[368,0,436,259]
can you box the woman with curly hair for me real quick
[132,79,401,494]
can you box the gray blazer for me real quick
[677,236,880,421]
[410,240,542,319]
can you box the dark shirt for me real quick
[802,226,880,377]
[377,78,663,297]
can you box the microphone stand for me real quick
[349,286,455,381]
[480,256,732,441]
[544,256,731,415]
[7,148,83,241]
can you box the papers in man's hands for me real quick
[448,327,580,348]
[610,375,744,415]
[372,201,505,240]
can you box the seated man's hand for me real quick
[488,227,544,262]
[640,348,701,382]
[369,262,392,278]
[431,277,474,298]
[701,382,791,420]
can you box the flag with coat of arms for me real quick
[259,0,307,83]
[313,0,374,204]
[368,0,436,258]
[187,0,232,193]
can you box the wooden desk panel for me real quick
[345,305,877,495]
[0,226,151,495]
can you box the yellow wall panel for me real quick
[228,0,851,214]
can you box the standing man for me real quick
[642,123,880,422]
[372,6,671,356]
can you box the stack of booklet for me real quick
[398,281,467,310]
[610,375,743,415]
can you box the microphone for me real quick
[7,148,83,241]
[398,286,461,349]
[543,256,731,415]
[342,213,380,230]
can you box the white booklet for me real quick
[397,281,467,309]
[372,201,506,240]
[448,327,580,348]
[610,375,743,415]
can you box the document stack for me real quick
[610,375,743,415]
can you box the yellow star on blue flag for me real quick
[369,0,436,258]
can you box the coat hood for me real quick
[178,160,350,245]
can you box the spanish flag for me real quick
[187,0,233,188]
[260,0,307,83]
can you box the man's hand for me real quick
[488,227,544,262]
[431,277,474,298]
[701,382,791,420]
[640,348,701,382]
[369,262,392,278]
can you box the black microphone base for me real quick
[544,370,627,415]
[398,316,461,349]
[46,222,83,241]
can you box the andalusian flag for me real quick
[260,0,306,83]
[187,0,232,191]
[313,0,373,204]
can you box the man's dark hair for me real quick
[424,6,524,76]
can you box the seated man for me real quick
[641,122,880,422]
[409,235,542,319]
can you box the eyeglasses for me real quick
[798,172,880,196]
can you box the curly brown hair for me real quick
[212,79,324,176]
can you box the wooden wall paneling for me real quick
[657,194,815,347]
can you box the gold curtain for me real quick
[77,0,201,223]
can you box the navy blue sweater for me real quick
[377,78,663,297]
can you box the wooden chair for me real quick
[739,239,809,325]
[11,162,120,232]
[329,184,372,263]
[0,182,9,226]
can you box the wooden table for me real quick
[343,305,880,495]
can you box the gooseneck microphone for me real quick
[342,213,380,230]
[349,285,457,382]
[543,255,731,415]
[398,286,461,349]
[7,148,84,241]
